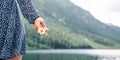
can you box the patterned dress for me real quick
[0,0,39,59]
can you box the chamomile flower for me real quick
[37,27,46,35]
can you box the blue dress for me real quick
[0,0,39,59]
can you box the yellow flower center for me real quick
[40,29,44,33]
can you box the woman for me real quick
[0,0,48,60]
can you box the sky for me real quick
[70,0,120,27]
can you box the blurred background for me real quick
[22,0,120,60]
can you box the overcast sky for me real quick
[70,0,120,27]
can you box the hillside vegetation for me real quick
[23,0,120,49]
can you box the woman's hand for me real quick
[34,17,48,34]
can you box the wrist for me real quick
[36,17,44,21]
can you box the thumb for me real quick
[40,19,46,28]
[34,19,40,31]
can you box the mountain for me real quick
[24,0,120,49]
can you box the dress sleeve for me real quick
[16,0,39,24]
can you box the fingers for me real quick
[34,19,40,31]
[34,17,49,34]
[44,27,49,33]
[40,19,46,28]
[34,17,44,30]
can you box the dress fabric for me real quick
[0,0,39,59]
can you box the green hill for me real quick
[24,0,120,49]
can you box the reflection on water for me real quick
[98,56,120,60]
[23,49,120,60]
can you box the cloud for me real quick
[70,0,120,26]
[109,3,120,12]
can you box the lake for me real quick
[23,49,120,60]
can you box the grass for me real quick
[23,53,97,60]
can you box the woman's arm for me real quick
[17,0,39,24]
[17,0,48,33]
